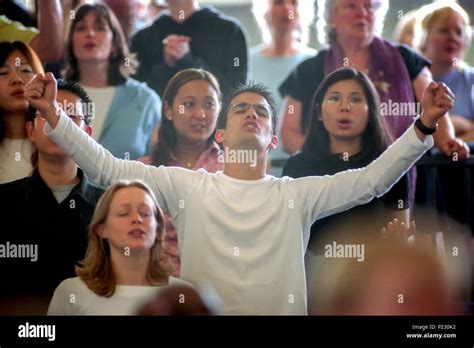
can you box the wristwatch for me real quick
[414,117,438,135]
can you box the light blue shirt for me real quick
[98,78,161,160]
[434,66,474,121]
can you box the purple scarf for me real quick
[324,37,416,139]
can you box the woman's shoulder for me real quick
[121,78,161,101]
[54,277,90,294]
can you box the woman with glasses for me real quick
[0,41,44,183]
[282,68,410,308]
[63,3,161,160]
[416,1,474,142]
[279,0,468,160]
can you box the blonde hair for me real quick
[76,180,169,297]
[252,0,315,45]
[415,1,471,64]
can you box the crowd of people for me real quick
[0,0,472,316]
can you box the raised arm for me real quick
[29,0,63,61]
[24,73,193,207]
[296,82,454,223]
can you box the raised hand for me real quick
[420,82,455,129]
[25,72,61,128]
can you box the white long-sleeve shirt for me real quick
[45,112,433,315]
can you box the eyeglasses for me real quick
[35,110,85,124]
[229,102,272,118]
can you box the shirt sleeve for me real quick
[397,45,431,80]
[44,110,200,213]
[289,124,432,225]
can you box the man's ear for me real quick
[25,121,35,143]
[268,135,278,150]
[215,129,225,144]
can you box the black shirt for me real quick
[0,168,104,295]
[131,6,249,98]
[283,148,409,254]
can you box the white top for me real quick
[0,138,35,184]
[45,111,433,314]
[47,276,192,315]
[83,86,116,141]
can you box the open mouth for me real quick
[337,119,352,128]
[190,123,206,131]
[84,43,97,49]
[128,229,146,237]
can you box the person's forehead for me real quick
[327,79,364,93]
[112,187,154,206]
[231,92,269,106]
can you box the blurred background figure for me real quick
[416,1,474,142]
[0,0,63,62]
[63,3,161,160]
[136,284,222,315]
[130,0,249,99]
[308,213,472,315]
[393,8,417,47]
[100,0,148,42]
[251,0,316,176]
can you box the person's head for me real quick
[0,41,44,144]
[76,180,169,297]
[316,0,388,45]
[152,69,222,166]
[392,8,417,47]
[416,1,471,68]
[216,82,278,153]
[26,79,93,166]
[302,68,392,158]
[252,0,314,45]
[64,3,138,85]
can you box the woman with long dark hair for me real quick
[0,41,44,183]
[63,3,161,160]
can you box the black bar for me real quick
[0,315,472,345]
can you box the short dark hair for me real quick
[217,82,278,135]
[27,79,94,125]
[302,67,394,159]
